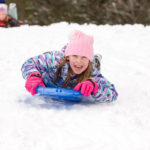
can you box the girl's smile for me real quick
[73,64,83,72]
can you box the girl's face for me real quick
[0,12,7,21]
[68,55,90,75]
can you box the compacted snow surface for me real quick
[0,22,150,150]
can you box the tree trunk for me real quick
[16,0,25,20]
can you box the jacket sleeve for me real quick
[91,69,118,103]
[21,50,64,80]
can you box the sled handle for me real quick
[36,86,83,101]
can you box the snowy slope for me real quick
[0,22,150,150]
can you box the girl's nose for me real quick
[76,57,82,63]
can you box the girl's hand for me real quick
[25,72,45,95]
[73,79,98,97]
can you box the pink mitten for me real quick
[25,72,45,95]
[73,79,98,97]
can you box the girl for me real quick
[0,4,22,28]
[21,30,118,103]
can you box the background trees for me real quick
[6,0,150,25]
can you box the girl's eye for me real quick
[82,56,87,60]
[73,55,77,58]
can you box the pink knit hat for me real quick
[0,4,7,13]
[65,30,94,61]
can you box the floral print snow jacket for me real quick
[21,46,118,103]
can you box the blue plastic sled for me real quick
[36,86,83,102]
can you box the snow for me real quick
[0,22,150,150]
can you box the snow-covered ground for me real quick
[0,22,150,150]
